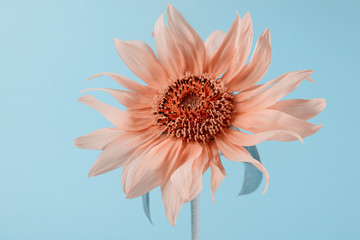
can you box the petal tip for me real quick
[88,75,96,81]
[114,38,124,49]
[88,166,101,178]
[79,89,89,93]
[211,195,216,204]
[262,180,269,194]
[319,98,327,108]
[260,28,271,45]
[88,73,103,81]
[169,214,178,227]
[167,3,175,13]
[264,28,271,39]
[77,95,93,103]
[73,138,81,148]
[262,171,270,194]
[244,12,251,18]
[125,187,140,199]
[88,171,95,178]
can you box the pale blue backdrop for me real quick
[1,0,359,239]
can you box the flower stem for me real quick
[191,194,200,240]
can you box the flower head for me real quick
[75,4,326,226]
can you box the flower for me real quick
[74,4,326,226]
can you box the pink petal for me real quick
[208,141,225,203]
[80,88,153,109]
[78,95,154,131]
[78,95,124,127]
[168,142,206,202]
[190,145,210,198]
[233,84,266,103]
[227,28,272,92]
[204,30,226,59]
[215,133,269,193]
[114,39,168,89]
[88,72,154,93]
[74,128,122,150]
[154,13,185,79]
[233,70,314,103]
[123,137,184,199]
[167,4,206,73]
[236,70,314,112]
[268,98,326,120]
[121,138,160,193]
[232,109,323,141]
[208,14,241,78]
[88,126,162,177]
[161,179,184,227]
[164,141,201,179]
[222,13,253,83]
[160,143,210,226]
[209,162,225,203]
[225,128,303,146]
[126,107,153,115]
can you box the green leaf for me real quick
[239,145,263,196]
[142,192,153,224]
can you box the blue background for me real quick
[1,0,359,239]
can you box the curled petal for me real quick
[225,128,303,145]
[161,179,184,227]
[121,138,159,195]
[234,84,267,103]
[123,137,184,199]
[268,98,326,120]
[159,141,208,227]
[215,133,269,193]
[222,12,253,83]
[236,70,315,112]
[114,39,168,88]
[126,107,153,115]
[168,143,206,202]
[159,142,209,228]
[88,126,162,177]
[234,70,314,103]
[204,30,226,59]
[154,13,185,78]
[232,109,322,141]
[208,141,225,203]
[209,162,225,203]
[78,95,154,131]
[208,14,241,78]
[80,88,153,109]
[88,72,154,93]
[167,4,206,73]
[78,95,125,127]
[74,128,122,150]
[227,28,272,92]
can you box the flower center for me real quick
[153,74,234,143]
[180,93,201,110]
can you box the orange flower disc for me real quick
[153,74,234,143]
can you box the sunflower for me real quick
[74,4,326,226]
